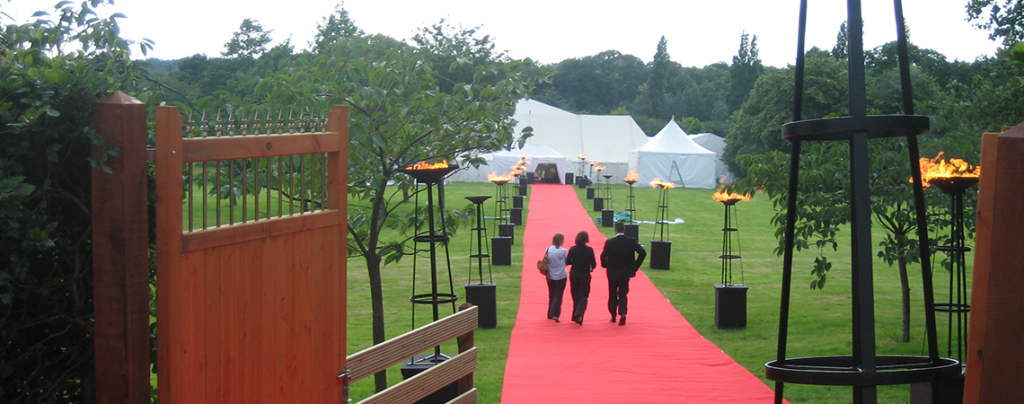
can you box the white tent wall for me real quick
[449,144,568,184]
[689,133,734,184]
[511,99,649,183]
[628,151,718,189]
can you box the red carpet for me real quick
[501,183,782,403]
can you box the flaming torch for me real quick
[399,159,458,364]
[648,178,674,269]
[916,152,980,363]
[578,152,587,179]
[622,168,640,237]
[713,185,750,329]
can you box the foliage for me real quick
[727,31,764,114]
[550,50,646,114]
[312,2,363,53]
[255,26,535,390]
[222,18,272,59]
[968,0,1024,45]
[723,49,849,177]
[1,0,156,401]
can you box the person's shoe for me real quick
[610,315,617,323]
[553,317,561,323]
[618,315,626,326]
[573,316,583,325]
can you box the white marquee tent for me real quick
[688,133,734,184]
[512,99,650,181]
[451,144,569,184]
[628,120,718,189]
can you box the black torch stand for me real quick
[765,2,960,403]
[401,165,460,404]
[910,177,977,404]
[601,174,614,227]
[715,200,747,329]
[625,182,639,239]
[465,196,497,329]
[650,185,671,270]
[491,181,513,264]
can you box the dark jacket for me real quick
[600,234,647,281]
[566,245,596,275]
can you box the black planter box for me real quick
[650,240,672,270]
[518,183,527,196]
[498,223,514,245]
[586,187,595,199]
[491,237,512,266]
[465,283,497,329]
[714,283,748,329]
[577,176,590,188]
[401,354,459,404]
[625,224,640,240]
[910,369,964,404]
[593,197,604,212]
[602,210,614,227]
[565,172,574,185]
[510,208,523,225]
[512,195,524,209]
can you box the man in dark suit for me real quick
[600,221,647,325]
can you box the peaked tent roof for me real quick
[636,120,715,155]
[491,143,566,158]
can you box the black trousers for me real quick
[607,277,630,316]
[547,277,567,319]
[570,271,591,320]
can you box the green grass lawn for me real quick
[184,180,971,404]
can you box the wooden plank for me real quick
[972,128,1024,403]
[155,106,186,404]
[91,92,150,404]
[346,307,478,382]
[357,348,477,404]
[182,210,343,252]
[445,389,478,404]
[964,132,999,404]
[182,132,343,162]
[204,247,225,404]
[309,226,345,402]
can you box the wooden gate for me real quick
[155,105,348,403]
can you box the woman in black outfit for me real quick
[565,231,597,325]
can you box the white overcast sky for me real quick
[3,0,1002,67]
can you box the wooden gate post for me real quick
[91,91,151,404]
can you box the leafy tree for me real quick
[968,0,1024,45]
[1,1,157,401]
[256,32,534,392]
[223,18,272,59]
[833,21,849,60]
[723,48,848,176]
[551,50,646,114]
[633,36,678,120]
[312,2,363,53]
[727,31,764,114]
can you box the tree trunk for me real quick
[366,253,388,392]
[898,256,911,343]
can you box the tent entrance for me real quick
[534,163,561,183]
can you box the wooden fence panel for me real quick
[156,105,349,404]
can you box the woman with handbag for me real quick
[544,233,569,323]
[566,231,596,325]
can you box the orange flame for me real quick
[578,152,586,160]
[488,171,513,184]
[649,178,676,189]
[712,186,751,203]
[594,165,606,172]
[589,161,599,166]
[913,152,981,188]
[624,168,639,184]
[406,159,449,170]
